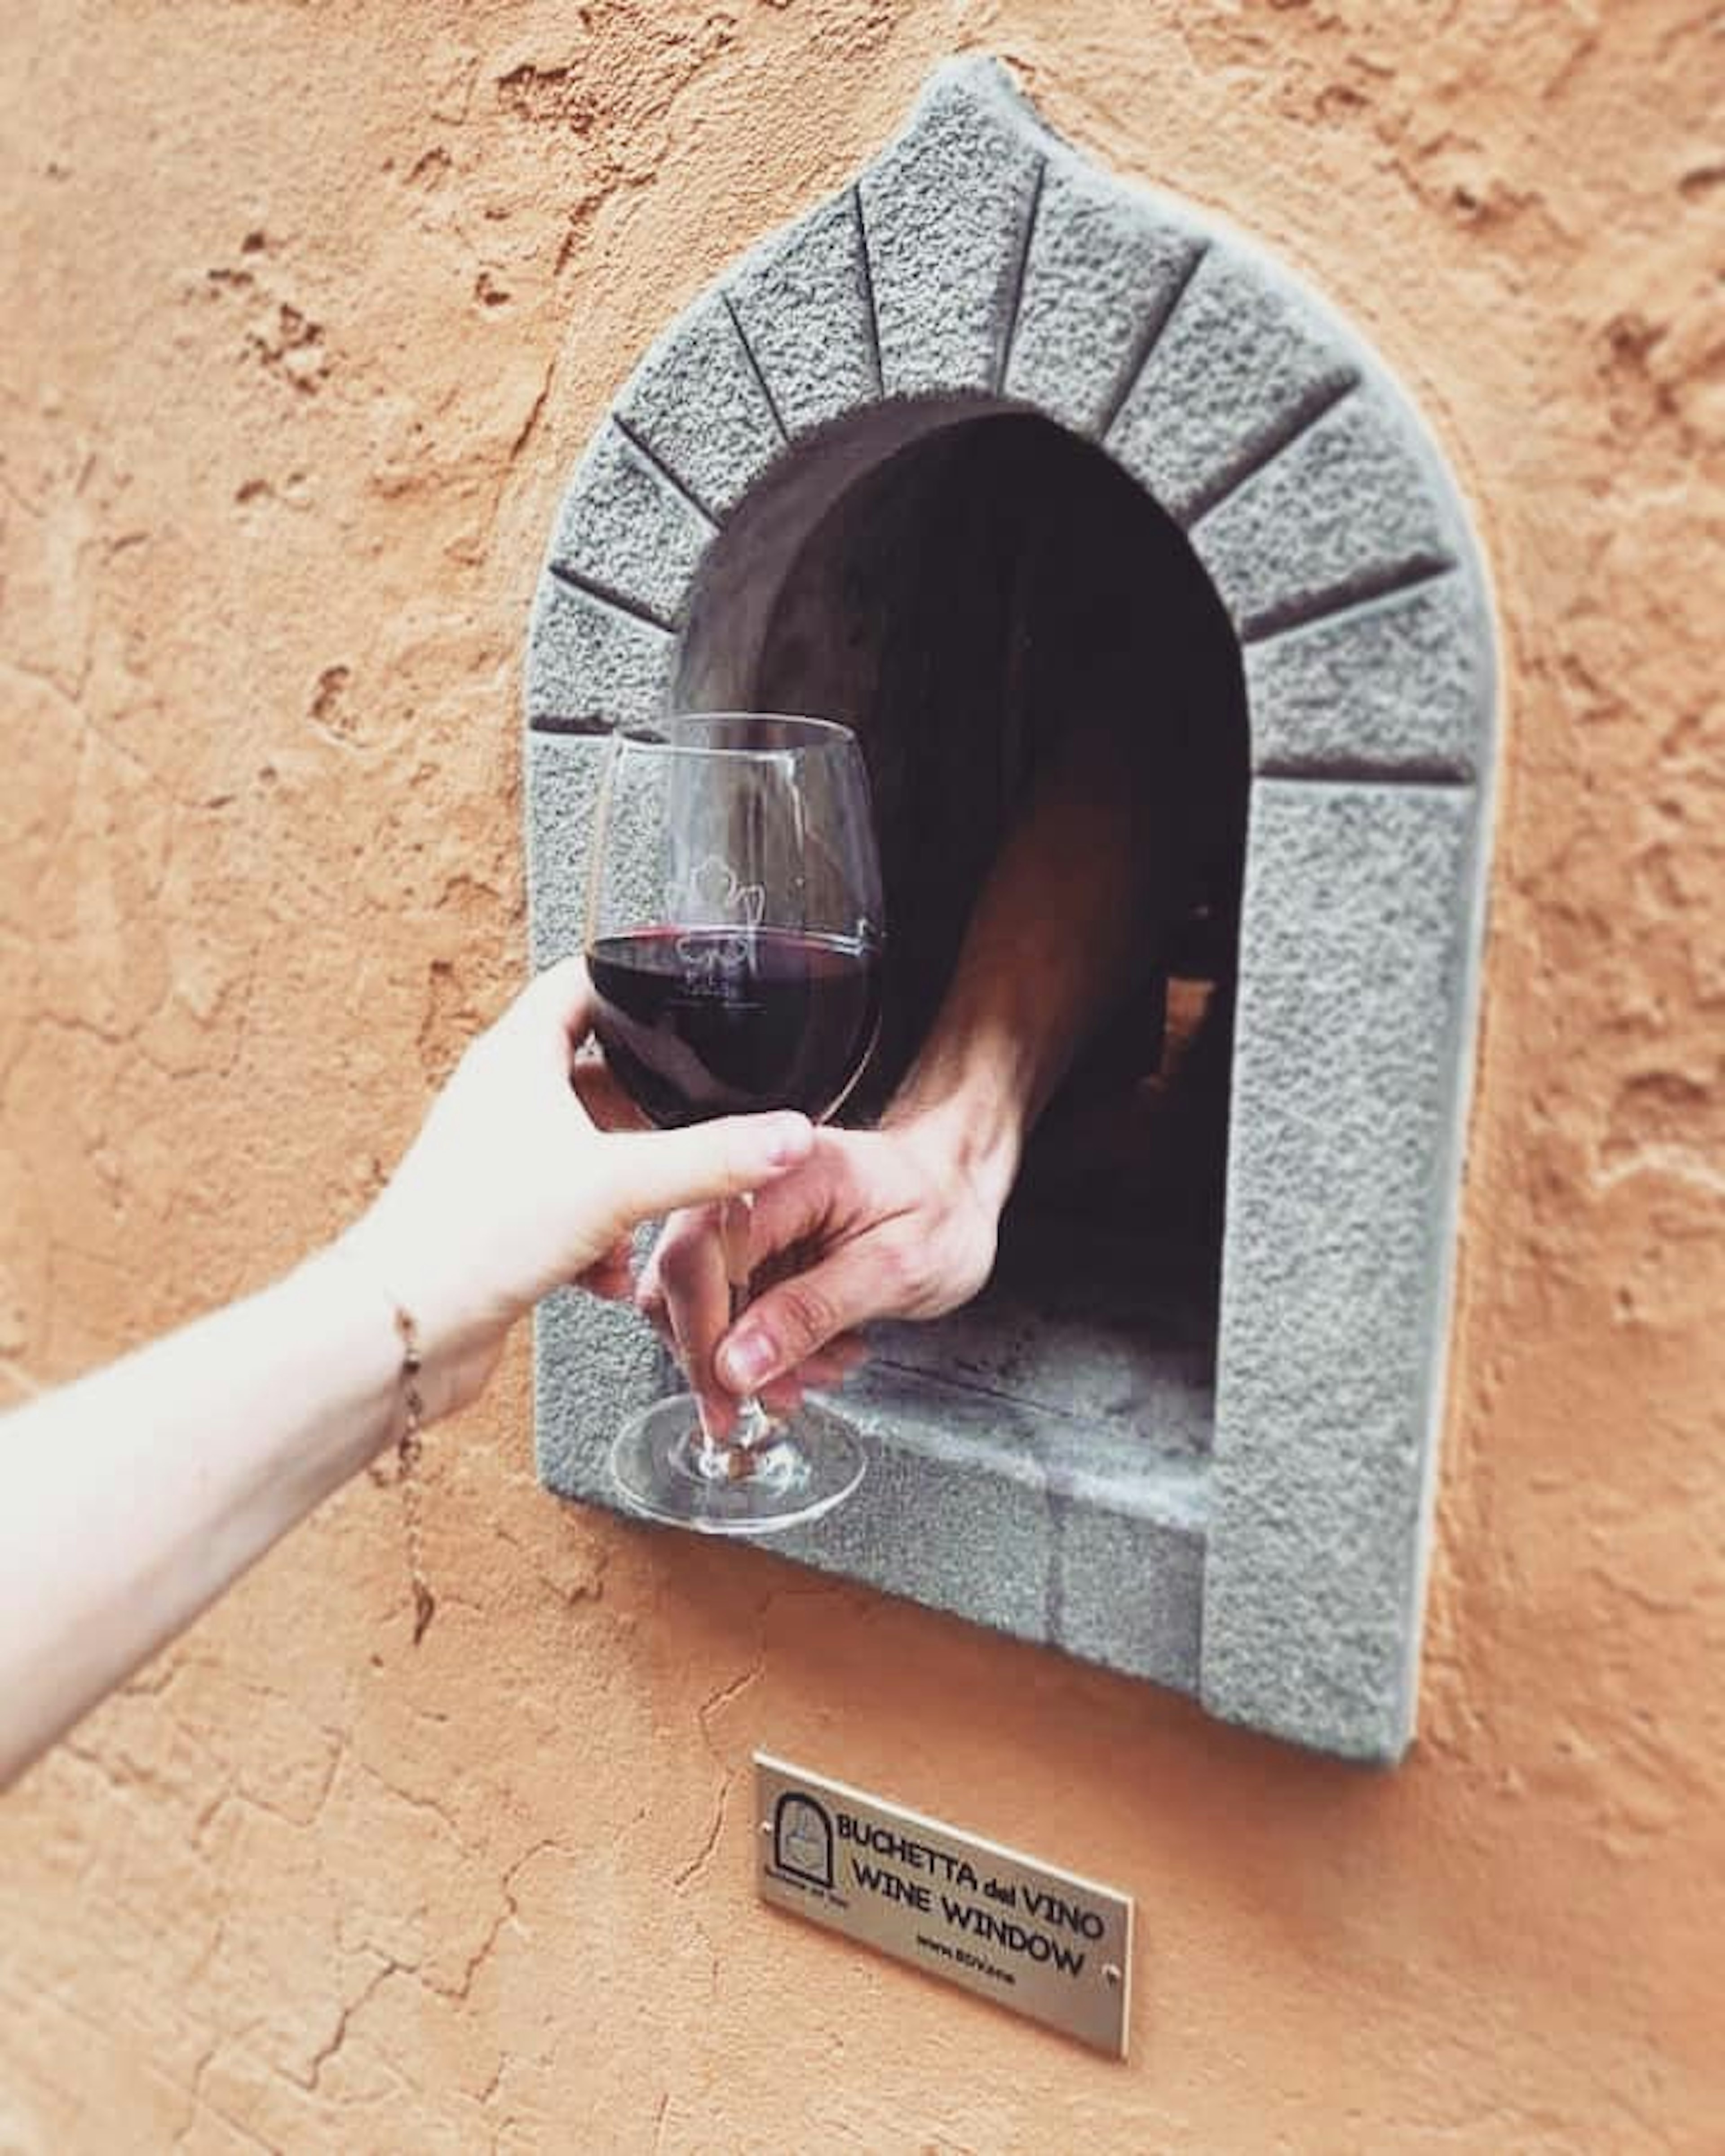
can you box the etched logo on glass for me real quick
[670,855,765,994]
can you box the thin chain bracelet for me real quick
[393,1304,436,1646]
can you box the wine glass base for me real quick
[609,1393,866,1537]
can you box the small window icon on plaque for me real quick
[774,1793,834,1888]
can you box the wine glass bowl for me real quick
[585,713,884,1535]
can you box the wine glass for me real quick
[585,713,885,1535]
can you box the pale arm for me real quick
[0,958,813,1789]
[0,1250,408,1790]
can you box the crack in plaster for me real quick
[672,1644,770,1896]
[489,1514,612,1611]
[298,1952,407,2094]
[507,353,555,467]
[346,1752,475,1854]
[432,1837,573,2007]
[473,2046,509,2113]
[172,2039,278,2156]
[670,1771,733,1895]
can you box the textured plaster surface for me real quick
[2,0,1722,2149]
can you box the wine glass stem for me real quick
[720,1192,774,1468]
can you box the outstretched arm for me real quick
[0,1250,418,1794]
[0,959,812,1789]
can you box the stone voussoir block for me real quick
[1107,243,1361,526]
[859,56,1045,399]
[1190,379,1466,641]
[611,289,786,524]
[1244,568,1494,780]
[547,422,716,629]
[524,574,676,733]
[726,190,881,438]
[1003,154,1203,440]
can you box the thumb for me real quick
[716,1247,877,1395]
[599,1112,814,1225]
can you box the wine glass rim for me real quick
[615,711,860,756]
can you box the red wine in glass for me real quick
[584,713,885,1537]
[589,927,882,1128]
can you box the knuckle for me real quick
[775,1278,838,1356]
[955,1228,997,1303]
[659,1236,705,1299]
[878,1233,929,1303]
[659,1211,722,1292]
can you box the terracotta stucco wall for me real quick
[1,3,1719,2147]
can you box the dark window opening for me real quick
[686,408,1249,1454]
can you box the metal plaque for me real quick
[754,1753,1133,2057]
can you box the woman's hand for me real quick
[637,1111,1010,1438]
[343,958,814,1415]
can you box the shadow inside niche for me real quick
[685,408,1250,1443]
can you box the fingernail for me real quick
[721,1334,772,1390]
[763,1114,812,1167]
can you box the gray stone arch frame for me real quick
[524,57,1496,1763]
